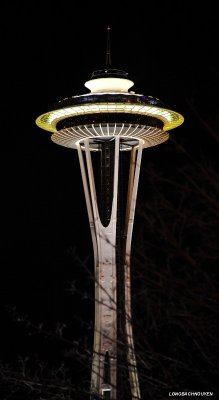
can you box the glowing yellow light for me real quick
[36,103,184,133]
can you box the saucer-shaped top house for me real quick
[36,68,183,150]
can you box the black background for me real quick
[0,1,218,399]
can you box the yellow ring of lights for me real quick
[36,103,184,133]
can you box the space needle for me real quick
[36,27,184,400]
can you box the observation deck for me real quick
[36,69,184,150]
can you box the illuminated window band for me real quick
[51,123,169,150]
[36,103,184,133]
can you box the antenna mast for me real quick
[106,26,111,66]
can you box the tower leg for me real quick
[77,137,142,399]
[77,137,120,399]
[124,143,143,399]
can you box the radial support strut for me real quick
[77,137,143,400]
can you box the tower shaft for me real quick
[77,136,142,399]
[36,62,184,399]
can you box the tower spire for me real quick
[106,26,111,67]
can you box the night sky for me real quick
[0,1,219,399]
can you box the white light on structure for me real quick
[51,124,169,150]
[84,77,134,93]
